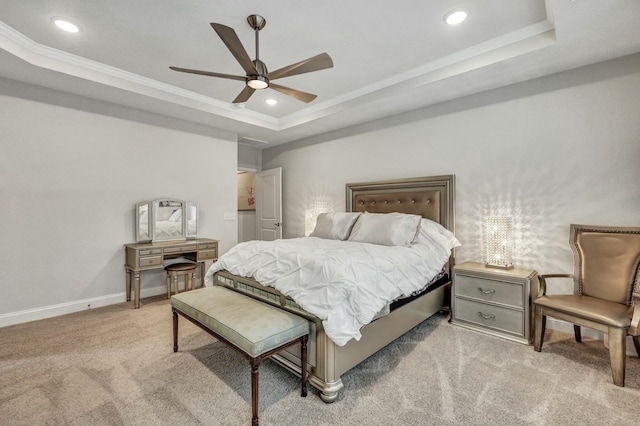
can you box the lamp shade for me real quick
[305,209,321,236]
[484,216,513,269]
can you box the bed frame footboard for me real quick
[213,271,448,403]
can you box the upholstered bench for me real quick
[171,286,309,426]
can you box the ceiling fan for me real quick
[170,15,334,104]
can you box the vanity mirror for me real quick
[135,199,198,242]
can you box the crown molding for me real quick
[0,21,279,129]
[0,17,555,133]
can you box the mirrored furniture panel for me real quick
[124,238,218,308]
[136,199,198,242]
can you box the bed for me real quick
[206,175,456,402]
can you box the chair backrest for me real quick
[570,224,640,306]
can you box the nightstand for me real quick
[450,261,538,344]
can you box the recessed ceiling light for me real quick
[444,10,467,25]
[265,99,277,106]
[53,18,80,33]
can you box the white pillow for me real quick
[415,218,461,250]
[348,212,421,246]
[310,212,361,240]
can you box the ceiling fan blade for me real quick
[269,83,317,103]
[233,86,256,103]
[169,66,246,81]
[210,23,257,75]
[267,53,333,81]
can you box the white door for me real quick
[256,167,282,240]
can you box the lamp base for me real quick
[485,262,514,270]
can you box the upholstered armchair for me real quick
[533,224,640,387]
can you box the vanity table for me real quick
[124,238,218,308]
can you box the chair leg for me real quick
[574,324,582,342]
[608,327,626,387]
[174,275,179,294]
[534,306,545,352]
[166,275,171,299]
[633,336,640,358]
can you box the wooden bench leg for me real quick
[250,357,260,426]
[173,308,179,353]
[574,324,582,343]
[301,335,308,397]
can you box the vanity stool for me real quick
[165,263,198,298]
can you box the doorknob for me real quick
[274,222,281,227]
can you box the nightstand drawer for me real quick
[454,298,524,336]
[454,274,524,308]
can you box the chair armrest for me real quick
[537,274,573,297]
[630,293,640,336]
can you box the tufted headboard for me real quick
[346,175,456,273]
[345,175,455,233]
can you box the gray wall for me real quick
[263,53,640,296]
[0,79,238,325]
[238,144,262,171]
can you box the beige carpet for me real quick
[1,295,639,425]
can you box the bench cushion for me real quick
[171,286,309,357]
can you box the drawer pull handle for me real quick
[477,287,496,295]
[478,312,495,320]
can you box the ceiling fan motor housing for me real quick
[247,59,269,89]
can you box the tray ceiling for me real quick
[1,1,640,146]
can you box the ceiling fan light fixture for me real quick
[444,10,468,25]
[247,76,268,89]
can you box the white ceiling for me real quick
[1,0,640,147]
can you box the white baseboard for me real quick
[0,285,166,328]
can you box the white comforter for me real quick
[205,237,452,346]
